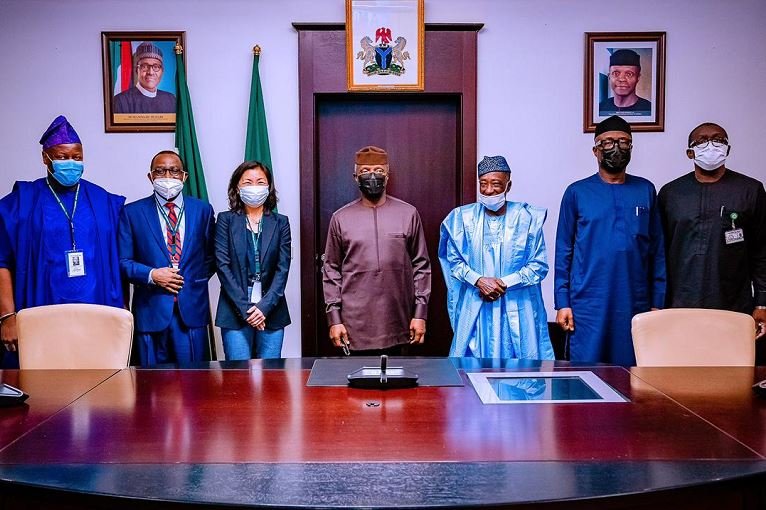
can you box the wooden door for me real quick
[296,23,482,356]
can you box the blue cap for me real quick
[478,155,511,177]
[39,115,81,149]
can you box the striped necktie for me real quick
[165,202,182,267]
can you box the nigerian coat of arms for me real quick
[356,27,410,76]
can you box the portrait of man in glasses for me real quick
[598,49,652,117]
[113,41,177,115]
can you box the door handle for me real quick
[315,253,325,273]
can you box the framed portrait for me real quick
[101,31,185,133]
[346,0,424,91]
[584,32,666,132]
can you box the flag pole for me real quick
[174,41,216,360]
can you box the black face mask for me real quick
[600,145,632,174]
[358,173,386,197]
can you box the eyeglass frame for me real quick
[151,167,187,179]
[137,63,163,73]
[608,69,638,80]
[689,138,729,150]
[354,164,389,177]
[594,138,633,151]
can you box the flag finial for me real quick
[174,43,183,55]
[253,45,261,56]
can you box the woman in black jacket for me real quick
[215,161,291,359]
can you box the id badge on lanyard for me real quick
[48,181,86,278]
[66,250,86,277]
[248,277,262,304]
[246,215,263,304]
[724,210,745,245]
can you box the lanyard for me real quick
[245,215,262,278]
[156,197,185,265]
[46,179,80,250]
[156,197,186,238]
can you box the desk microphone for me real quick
[753,380,766,398]
[0,383,29,406]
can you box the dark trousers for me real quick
[0,350,18,369]
[136,304,207,366]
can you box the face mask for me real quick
[693,144,728,171]
[600,145,631,174]
[239,185,270,207]
[48,159,84,187]
[153,178,184,200]
[358,173,386,197]
[478,190,507,212]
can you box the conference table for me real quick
[0,359,765,509]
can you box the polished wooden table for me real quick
[0,360,765,509]
[0,369,118,450]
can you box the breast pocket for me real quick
[633,206,650,238]
[382,232,408,269]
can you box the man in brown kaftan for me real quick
[322,146,431,354]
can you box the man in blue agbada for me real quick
[554,115,665,366]
[0,116,126,367]
[439,156,554,359]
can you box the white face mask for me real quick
[153,178,184,200]
[693,144,728,172]
[239,185,269,207]
[478,191,507,212]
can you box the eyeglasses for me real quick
[151,167,185,178]
[595,138,633,150]
[609,70,637,80]
[137,63,163,73]
[357,167,387,176]
[690,138,728,149]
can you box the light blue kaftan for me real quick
[438,201,554,359]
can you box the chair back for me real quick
[17,304,133,369]
[632,308,755,367]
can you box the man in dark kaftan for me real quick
[658,122,766,359]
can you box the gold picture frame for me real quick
[101,31,185,133]
[346,0,425,91]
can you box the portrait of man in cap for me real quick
[598,48,652,116]
[113,41,177,115]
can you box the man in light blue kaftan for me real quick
[439,156,554,359]
[554,116,665,366]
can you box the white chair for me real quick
[17,303,133,369]
[632,308,755,367]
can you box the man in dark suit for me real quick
[118,150,216,365]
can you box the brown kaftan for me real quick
[322,196,431,350]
